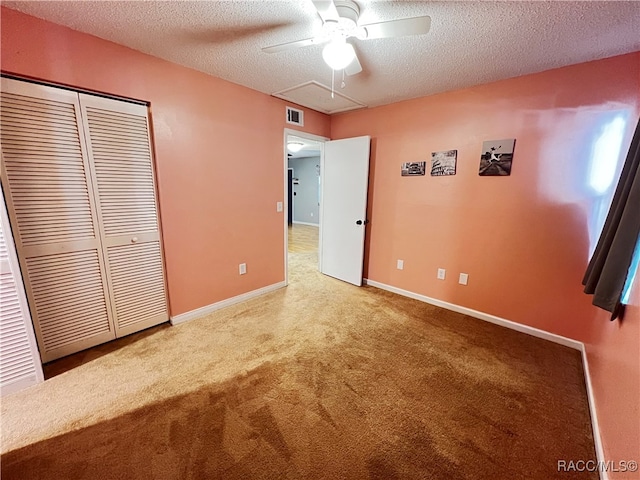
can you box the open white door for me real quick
[320,136,371,285]
[0,183,44,396]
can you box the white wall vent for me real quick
[286,106,304,126]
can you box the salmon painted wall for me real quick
[0,7,330,316]
[591,279,640,479]
[332,52,640,476]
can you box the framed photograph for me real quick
[401,161,426,176]
[431,150,457,176]
[479,139,516,176]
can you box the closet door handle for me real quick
[131,236,138,244]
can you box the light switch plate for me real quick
[276,202,283,212]
[459,273,468,285]
[437,268,446,280]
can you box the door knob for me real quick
[356,220,363,225]
[131,236,138,243]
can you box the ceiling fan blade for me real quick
[361,16,431,40]
[312,0,340,23]
[185,23,294,45]
[262,37,322,54]
[344,50,362,76]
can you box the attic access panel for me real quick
[274,81,366,115]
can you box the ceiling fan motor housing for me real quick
[324,0,364,40]
[334,0,360,24]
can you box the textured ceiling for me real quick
[4,1,640,113]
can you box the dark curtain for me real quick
[583,116,640,320]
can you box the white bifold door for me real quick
[0,183,44,395]
[0,77,168,362]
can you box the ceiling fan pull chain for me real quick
[331,68,335,98]
[341,69,346,89]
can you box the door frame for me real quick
[283,128,328,286]
[287,168,294,226]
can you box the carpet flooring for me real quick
[1,243,596,479]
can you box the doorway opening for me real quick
[284,130,327,284]
[284,131,371,287]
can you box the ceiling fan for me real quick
[262,0,431,76]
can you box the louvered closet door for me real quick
[0,184,44,395]
[79,94,168,336]
[0,78,116,362]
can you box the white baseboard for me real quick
[363,279,583,350]
[364,277,605,477]
[170,281,286,325]
[292,221,319,227]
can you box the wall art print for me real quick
[479,139,515,176]
[401,161,426,176]
[431,150,457,176]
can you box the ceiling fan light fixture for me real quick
[287,141,304,152]
[322,38,356,70]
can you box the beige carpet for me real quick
[1,250,596,479]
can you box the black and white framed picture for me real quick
[479,139,516,176]
[431,150,457,176]
[401,161,426,176]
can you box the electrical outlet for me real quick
[437,268,446,280]
[239,263,247,275]
[397,259,404,270]
[459,273,469,285]
[276,202,283,212]
[310,212,313,217]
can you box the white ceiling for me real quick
[287,134,322,159]
[4,1,640,114]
